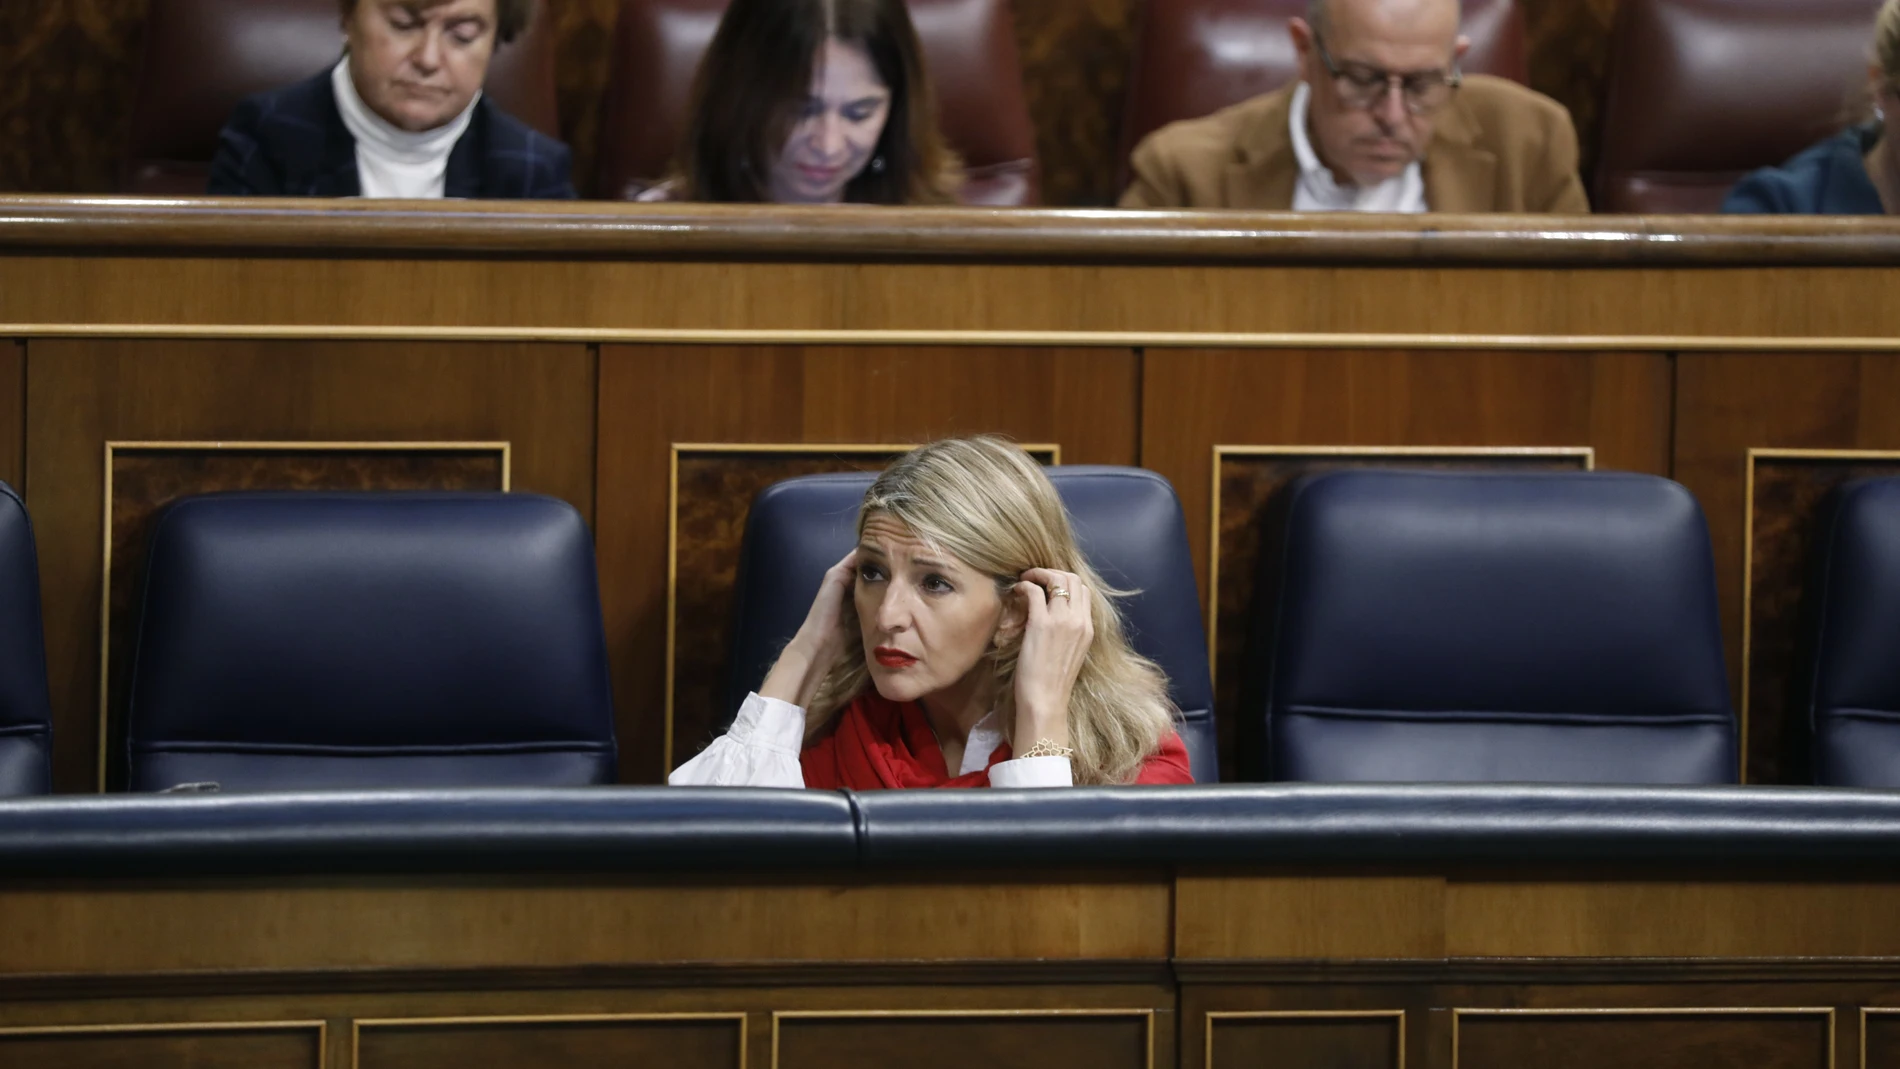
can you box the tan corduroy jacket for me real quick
[1119,75,1589,213]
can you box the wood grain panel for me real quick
[97,444,508,789]
[23,340,595,792]
[0,875,1171,975]
[355,1015,743,1069]
[1524,0,1622,186]
[1675,352,1900,784]
[1454,1009,1832,1069]
[1016,0,1137,206]
[0,1021,322,1069]
[1175,876,1447,960]
[596,345,1137,781]
[0,342,20,489]
[1865,1008,1900,1069]
[1211,446,1592,782]
[0,2,145,195]
[774,1011,1152,1069]
[1206,1011,1401,1069]
[1141,349,1671,609]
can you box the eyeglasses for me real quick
[1313,32,1462,114]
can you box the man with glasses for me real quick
[1119,0,1587,212]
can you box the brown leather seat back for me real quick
[1117,0,1527,190]
[1595,0,1881,213]
[595,0,1039,204]
[123,0,560,194]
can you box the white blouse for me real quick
[669,692,1073,788]
[1288,81,1427,213]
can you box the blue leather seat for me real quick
[1804,479,1900,787]
[0,482,53,795]
[723,467,1219,782]
[125,493,617,791]
[1252,470,1735,784]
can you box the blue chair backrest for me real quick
[126,492,617,791]
[1805,478,1900,787]
[1255,469,1735,784]
[0,482,52,796]
[723,466,1219,782]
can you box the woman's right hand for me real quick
[758,549,859,708]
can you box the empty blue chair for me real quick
[125,493,617,791]
[1252,470,1735,784]
[1804,478,1900,787]
[723,466,1219,782]
[0,482,52,795]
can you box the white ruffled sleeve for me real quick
[988,755,1074,788]
[668,692,808,788]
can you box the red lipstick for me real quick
[873,646,917,668]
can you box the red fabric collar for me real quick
[801,692,1008,790]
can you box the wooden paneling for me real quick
[1675,352,1900,783]
[354,1015,743,1069]
[0,342,20,490]
[1209,446,1592,781]
[773,1011,1153,1069]
[1205,1011,1402,1069]
[0,875,1172,975]
[1865,1009,1900,1069]
[1453,1009,1833,1069]
[23,340,596,792]
[595,345,1137,781]
[1141,349,1672,606]
[1176,876,1448,960]
[0,1022,322,1069]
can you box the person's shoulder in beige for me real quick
[1119,0,1588,213]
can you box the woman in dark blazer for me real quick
[1725,0,1897,214]
[208,0,573,199]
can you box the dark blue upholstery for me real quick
[125,492,616,792]
[1254,470,1735,785]
[723,466,1219,782]
[1805,479,1900,787]
[0,482,52,796]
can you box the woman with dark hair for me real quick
[208,0,573,199]
[657,0,962,204]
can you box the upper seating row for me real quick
[123,0,1883,210]
[0,469,1895,795]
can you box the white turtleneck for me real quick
[330,57,480,199]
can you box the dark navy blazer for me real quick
[207,69,574,199]
[1723,123,1885,215]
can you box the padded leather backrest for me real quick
[0,483,53,797]
[126,492,616,791]
[1256,470,1735,785]
[1595,0,1880,213]
[722,467,1219,782]
[1805,479,1900,787]
[595,0,1039,204]
[1117,0,1527,191]
[123,0,561,194]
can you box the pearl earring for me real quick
[870,154,887,174]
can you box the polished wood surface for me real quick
[8,203,1900,784]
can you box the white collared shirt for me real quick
[1289,81,1427,213]
[330,57,479,199]
[668,692,1073,789]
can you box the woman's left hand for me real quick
[1010,568,1094,750]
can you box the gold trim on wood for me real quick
[1206,446,1596,682]
[1204,1009,1405,1069]
[768,1009,1154,1069]
[662,441,1060,779]
[349,1012,748,1069]
[20,323,1900,352]
[1860,1006,1900,1069]
[1740,448,1900,787]
[0,1019,327,1066]
[1450,1007,1836,1069]
[97,440,513,790]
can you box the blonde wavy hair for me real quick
[804,436,1178,785]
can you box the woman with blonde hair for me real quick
[671,436,1191,789]
[1726,0,1900,213]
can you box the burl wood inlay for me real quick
[1745,455,1900,785]
[1214,450,1588,783]
[102,447,505,787]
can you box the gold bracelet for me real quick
[1019,738,1075,760]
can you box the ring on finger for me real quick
[1048,585,1071,601]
